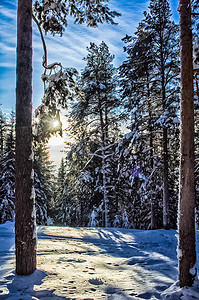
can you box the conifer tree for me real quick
[120,27,161,229]
[144,0,179,229]
[0,112,15,224]
[57,42,123,227]
[76,41,122,227]
[0,108,7,156]
[120,0,179,229]
[34,140,55,225]
[16,0,119,275]
[54,158,69,225]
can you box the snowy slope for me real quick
[0,222,199,299]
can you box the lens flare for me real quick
[52,120,59,128]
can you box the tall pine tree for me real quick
[119,0,179,229]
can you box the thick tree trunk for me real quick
[179,0,196,287]
[15,0,37,275]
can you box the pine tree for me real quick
[119,0,179,229]
[120,27,161,229]
[144,0,179,229]
[56,42,123,227]
[0,107,7,156]
[56,119,102,226]
[76,41,122,227]
[0,111,15,224]
[16,0,120,275]
[54,158,68,225]
[33,140,55,225]
[33,0,120,36]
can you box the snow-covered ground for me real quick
[0,222,199,299]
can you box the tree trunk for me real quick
[98,93,109,227]
[161,50,170,229]
[15,0,37,275]
[163,126,169,229]
[146,70,156,230]
[178,0,196,287]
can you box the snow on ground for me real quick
[0,222,199,299]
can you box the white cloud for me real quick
[0,0,179,165]
[0,0,178,113]
[0,5,16,20]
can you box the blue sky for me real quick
[0,0,178,115]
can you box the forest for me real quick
[1,0,199,296]
[1,0,199,230]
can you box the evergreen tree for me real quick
[76,41,122,227]
[56,119,102,226]
[33,140,55,225]
[0,107,7,156]
[119,0,179,229]
[33,0,120,36]
[192,6,199,228]
[56,42,124,227]
[119,27,162,229]
[0,109,56,226]
[0,111,15,224]
[54,158,69,225]
[144,0,179,229]
[16,0,120,275]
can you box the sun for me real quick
[52,120,59,128]
[47,114,75,165]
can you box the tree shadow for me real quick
[38,226,178,278]
[0,222,15,282]
[0,225,182,299]
[0,269,70,300]
[37,226,179,298]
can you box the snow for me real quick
[0,222,199,299]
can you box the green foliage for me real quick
[0,107,56,225]
[33,0,120,35]
[55,42,124,226]
[0,108,7,155]
[33,140,56,224]
[34,104,62,143]
[119,0,180,229]
[42,67,82,108]
[0,111,15,224]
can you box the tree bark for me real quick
[98,96,109,227]
[15,0,37,275]
[163,126,169,229]
[146,70,156,230]
[179,0,196,287]
[161,45,170,230]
